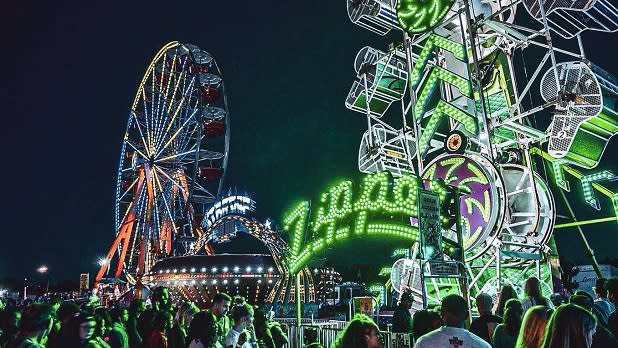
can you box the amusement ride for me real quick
[342,0,618,305]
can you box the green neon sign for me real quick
[284,172,454,273]
[397,0,456,34]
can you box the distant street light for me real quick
[37,265,50,294]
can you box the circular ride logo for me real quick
[422,154,504,254]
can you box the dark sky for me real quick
[1,2,616,284]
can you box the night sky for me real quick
[1,2,617,285]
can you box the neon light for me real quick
[423,155,496,250]
[554,216,618,228]
[391,248,410,258]
[552,159,570,191]
[284,172,455,273]
[283,201,310,260]
[407,34,477,155]
[581,171,618,209]
[203,194,256,229]
[397,0,457,34]
[378,267,392,276]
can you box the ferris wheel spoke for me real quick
[118,178,138,201]
[154,166,188,197]
[130,111,152,157]
[176,112,197,153]
[151,89,168,155]
[153,169,180,236]
[189,180,216,200]
[155,71,194,148]
[125,140,149,162]
[155,107,200,159]
[155,149,197,164]
[141,88,157,155]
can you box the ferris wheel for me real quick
[96,42,230,285]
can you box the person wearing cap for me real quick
[414,294,490,348]
[392,291,413,334]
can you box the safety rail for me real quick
[274,319,414,348]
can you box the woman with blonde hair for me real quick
[515,305,549,348]
[331,314,382,348]
[541,304,597,348]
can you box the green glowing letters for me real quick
[284,172,453,273]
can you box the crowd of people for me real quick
[0,289,288,348]
[380,276,618,347]
[1,275,618,347]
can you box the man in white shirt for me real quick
[414,294,491,348]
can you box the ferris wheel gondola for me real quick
[96,42,230,285]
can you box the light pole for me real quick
[37,265,50,295]
[23,278,28,300]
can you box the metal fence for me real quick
[275,319,414,348]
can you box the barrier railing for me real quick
[275,319,413,348]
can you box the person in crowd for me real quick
[103,307,129,348]
[186,311,220,348]
[223,301,255,348]
[146,310,173,348]
[168,301,198,348]
[0,308,21,347]
[139,287,173,347]
[253,306,287,348]
[495,285,518,317]
[6,304,54,348]
[47,301,79,348]
[151,288,172,313]
[60,312,104,348]
[594,278,615,326]
[411,309,442,342]
[492,299,523,348]
[253,306,274,348]
[92,311,112,348]
[127,299,145,348]
[521,277,554,313]
[209,293,232,347]
[569,292,617,347]
[470,293,502,344]
[515,305,549,348]
[542,303,597,348]
[331,314,382,348]
[414,294,490,348]
[606,277,618,338]
[49,297,61,314]
[392,291,413,334]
